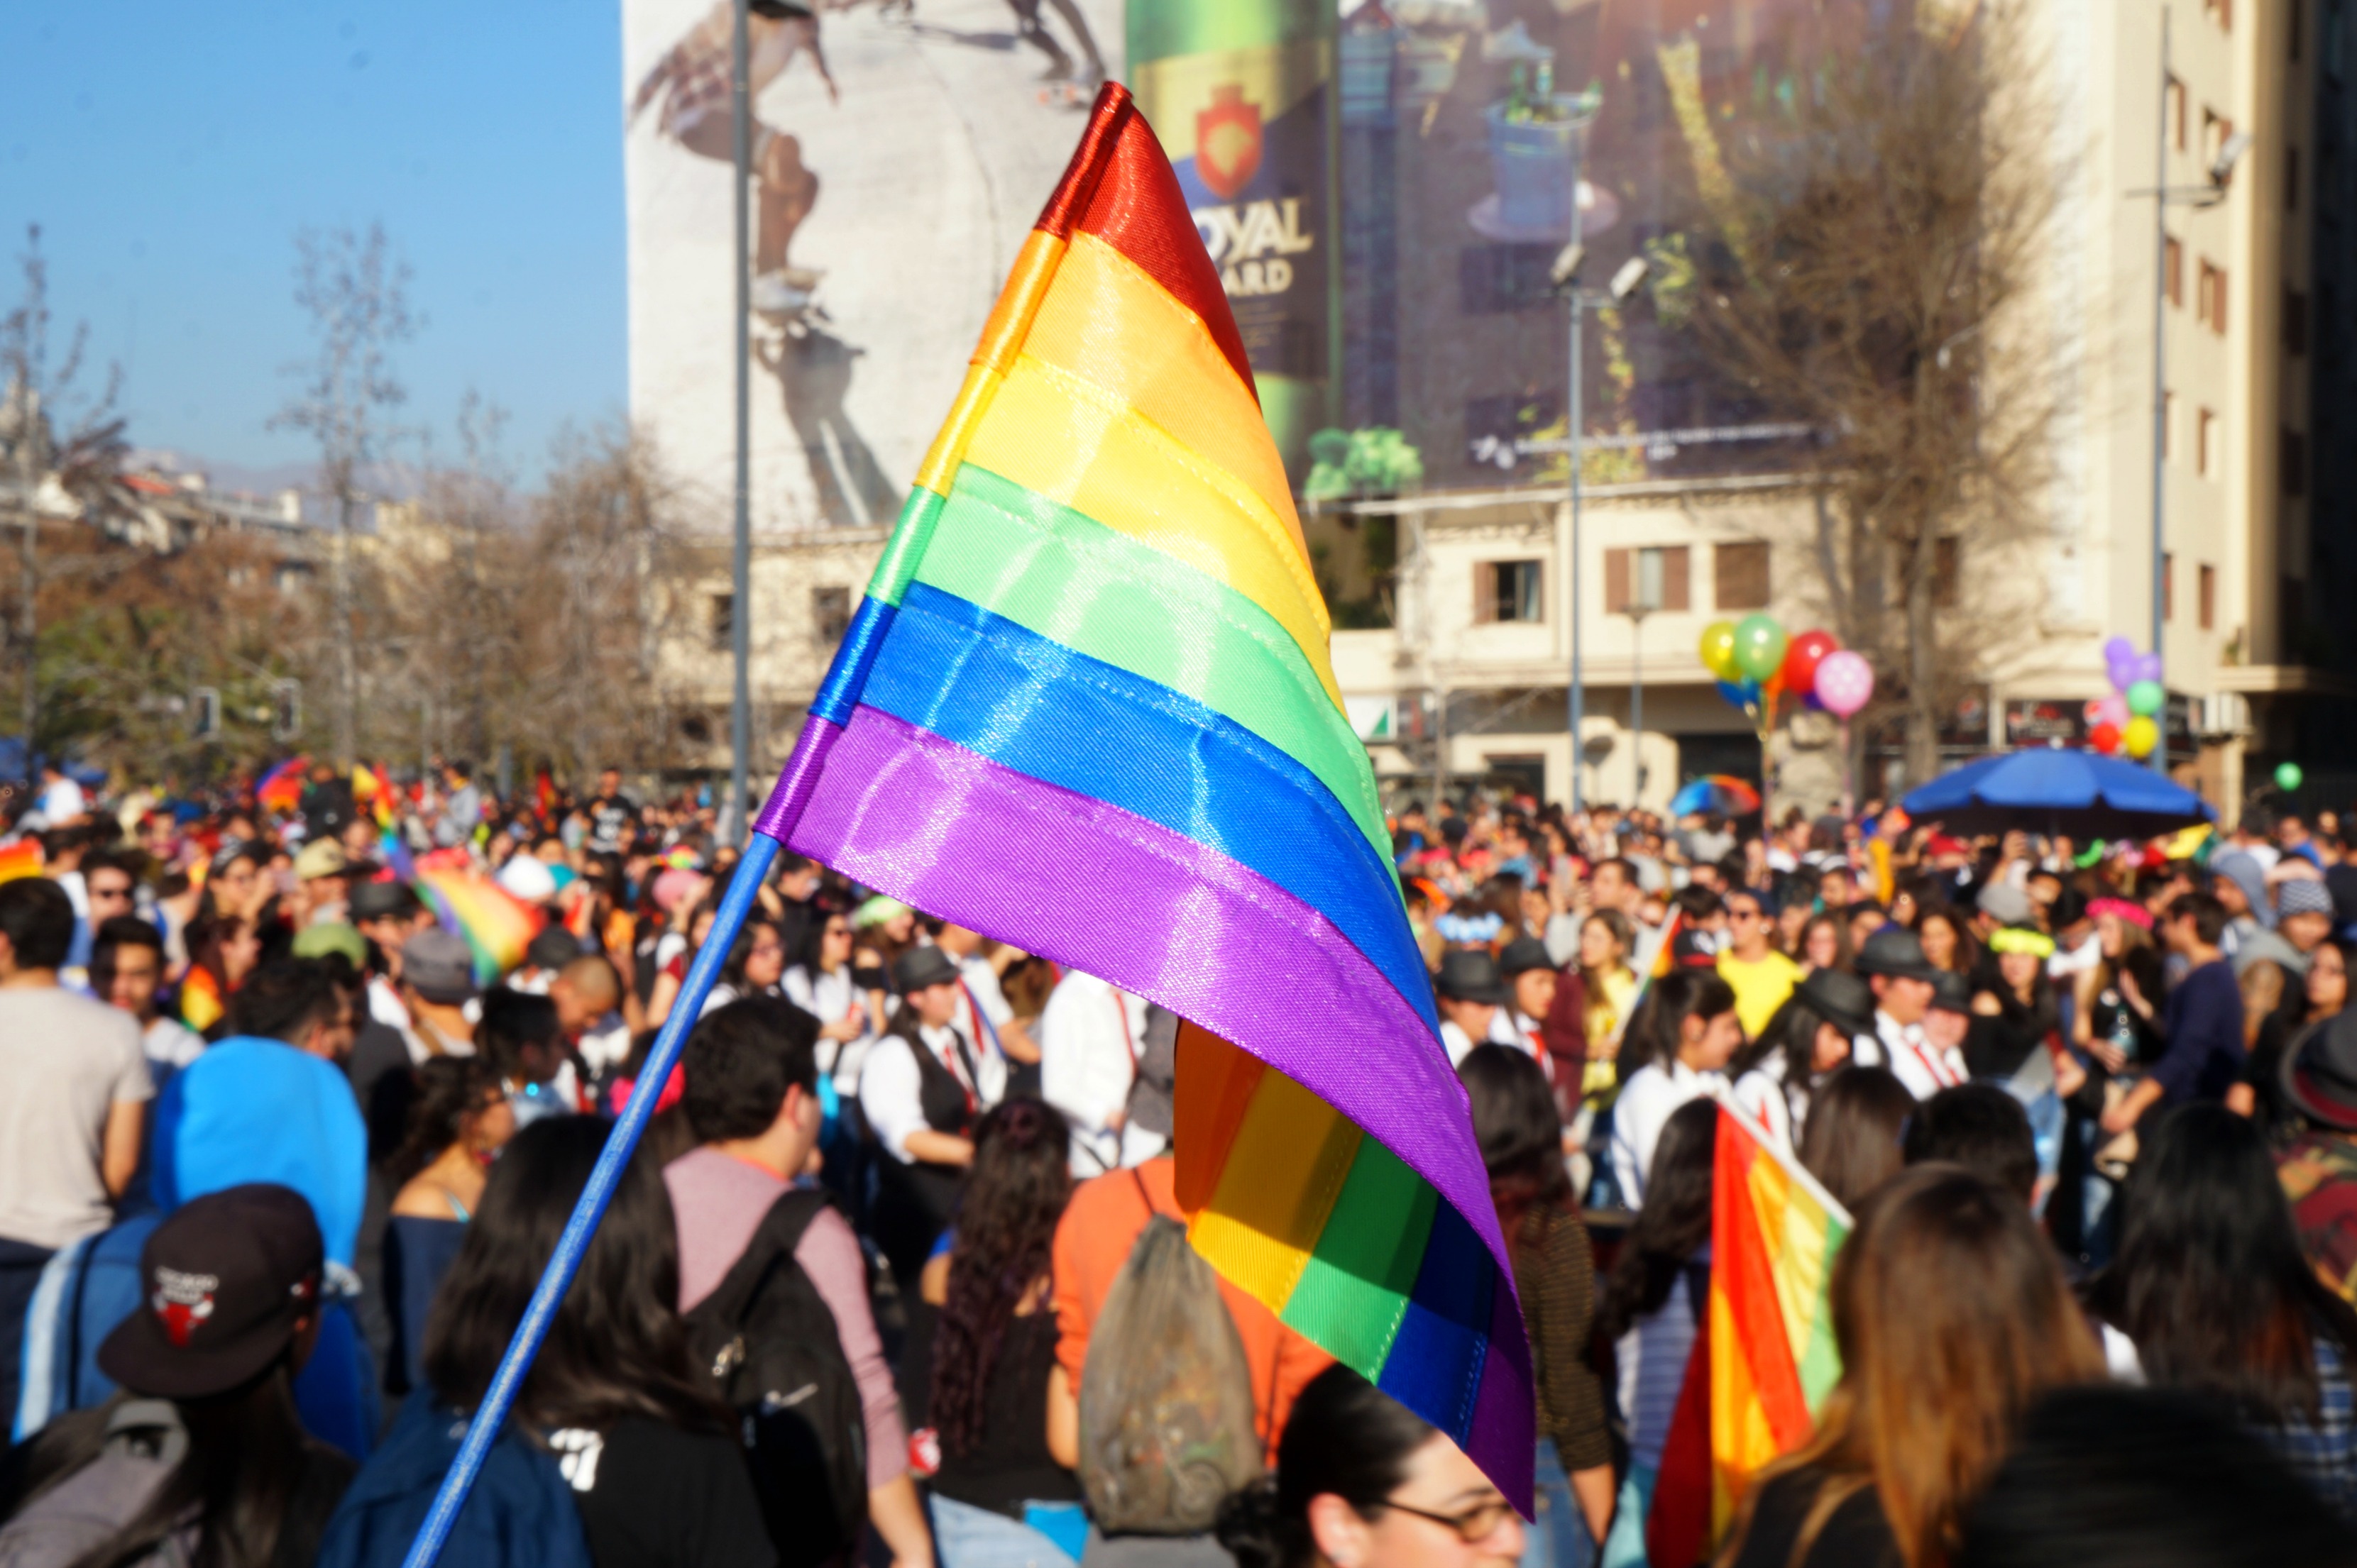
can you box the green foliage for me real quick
[1303,426,1425,504]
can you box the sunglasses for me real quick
[1385,1497,1517,1545]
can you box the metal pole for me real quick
[729,0,755,841]
[1631,610,1644,805]
[2150,8,2171,775]
[1565,130,1587,816]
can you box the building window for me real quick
[710,592,734,651]
[1933,537,1960,607]
[813,586,851,645]
[2197,260,2229,333]
[2199,563,2216,629]
[2204,0,2231,30]
[1476,559,1545,623]
[2284,426,2310,497]
[1458,245,1559,315]
[2287,286,2311,354]
[2164,552,2175,621]
[2198,408,2219,475]
[1603,546,1691,614]
[2202,109,2236,172]
[2168,75,2188,148]
[1714,541,1771,610]
[2165,237,2185,306]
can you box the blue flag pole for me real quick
[396,832,781,1568]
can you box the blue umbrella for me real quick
[1901,747,2215,838]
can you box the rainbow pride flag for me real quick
[1701,1095,1851,1542]
[256,756,307,814]
[179,965,225,1033]
[414,858,544,986]
[752,84,1531,1503]
[0,839,43,885]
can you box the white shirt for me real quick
[141,1015,207,1073]
[952,953,1015,1054]
[38,776,87,823]
[368,974,434,1067]
[1861,1009,1965,1100]
[859,1021,1004,1164]
[1040,968,1145,1174]
[1731,1056,1802,1154]
[1610,1058,1725,1205]
[1439,1011,1498,1068]
[784,963,873,1089]
[1505,1010,1546,1060]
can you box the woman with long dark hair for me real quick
[1216,1364,1524,1568]
[383,1056,514,1393]
[1458,1046,1613,1566]
[0,1186,354,1568]
[1598,1096,1719,1568]
[1729,972,1874,1153]
[1965,928,2062,1081]
[1797,1066,1916,1213]
[337,1116,772,1568]
[1607,971,1740,1205]
[1719,1166,2104,1568]
[700,915,788,1017]
[905,1099,1082,1568]
[783,909,876,1093]
[2091,1103,2357,1520]
[2237,938,2354,1135]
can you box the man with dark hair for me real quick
[0,876,150,1421]
[2106,892,2241,1137]
[1903,1083,2038,1205]
[661,997,933,1568]
[584,766,640,856]
[149,954,371,1454]
[92,914,204,1078]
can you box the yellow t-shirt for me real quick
[1718,947,1803,1039]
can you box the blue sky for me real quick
[1,2,625,488]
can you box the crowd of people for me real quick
[0,759,2354,1568]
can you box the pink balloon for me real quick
[2089,694,2129,731]
[1813,651,1875,718]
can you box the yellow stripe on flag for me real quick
[1189,1070,1363,1312]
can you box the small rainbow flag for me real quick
[0,839,43,885]
[256,756,307,814]
[1710,1096,1848,1524]
[414,863,544,986]
[179,966,225,1033]
[749,84,1529,1501]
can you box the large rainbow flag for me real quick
[753,83,1532,1503]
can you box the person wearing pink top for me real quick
[664,997,935,1568]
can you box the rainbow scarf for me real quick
[751,84,1531,1503]
[0,839,43,885]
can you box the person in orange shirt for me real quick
[1044,1156,1331,1467]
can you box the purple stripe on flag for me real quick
[784,702,1516,1304]
[753,715,847,844]
[1468,1279,1538,1503]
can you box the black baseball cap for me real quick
[99,1185,323,1399]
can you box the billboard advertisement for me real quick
[625,0,1123,531]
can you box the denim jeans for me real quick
[1599,1462,1657,1568]
[1520,1439,1596,1568]
[930,1492,1082,1568]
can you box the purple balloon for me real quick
[2104,635,2136,664]
[2134,651,2164,686]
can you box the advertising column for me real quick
[1128,0,1340,479]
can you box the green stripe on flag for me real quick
[1279,1136,1435,1375]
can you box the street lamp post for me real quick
[2133,6,2248,777]
[727,0,754,843]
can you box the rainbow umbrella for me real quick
[1669,774,1763,817]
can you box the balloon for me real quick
[2089,721,2121,754]
[2133,651,2164,686]
[1715,680,1751,710]
[1731,614,1789,681]
[1814,651,1876,719]
[2125,679,2165,717]
[2123,715,2159,758]
[2278,761,2306,793]
[2092,694,2130,730]
[2103,635,2136,665]
[1699,621,1742,682]
[1780,629,1838,696]
[1802,689,1825,711]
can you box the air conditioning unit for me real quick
[2194,692,2252,739]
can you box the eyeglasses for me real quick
[1384,1497,1517,1544]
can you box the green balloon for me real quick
[2277,761,2306,793]
[2124,679,2165,717]
[1731,614,1789,681]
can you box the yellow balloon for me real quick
[2123,715,2159,759]
[1699,620,1741,681]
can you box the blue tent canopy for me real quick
[1901,747,2215,838]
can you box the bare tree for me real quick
[273,223,417,766]
[1659,3,2060,783]
[1,226,126,775]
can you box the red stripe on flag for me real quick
[1647,1323,1713,1568]
[1033,82,1133,241]
[1714,1110,1815,1448]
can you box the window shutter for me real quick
[1604,548,1630,613]
[1662,547,1691,611]
[1475,563,1499,624]
[1933,538,1960,608]
[1713,541,1769,609]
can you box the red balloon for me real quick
[1781,629,1838,696]
[2089,722,2121,755]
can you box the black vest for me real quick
[906,1025,979,1140]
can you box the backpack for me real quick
[1076,1210,1262,1535]
[12,1215,160,1445]
[313,1392,592,1568]
[682,1189,868,1568]
[0,1401,189,1568]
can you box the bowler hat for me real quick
[1794,968,1876,1039]
[893,945,962,993]
[1855,926,1940,983]
[2285,1010,2357,1133]
[1435,949,1510,1006]
[1498,936,1556,977]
